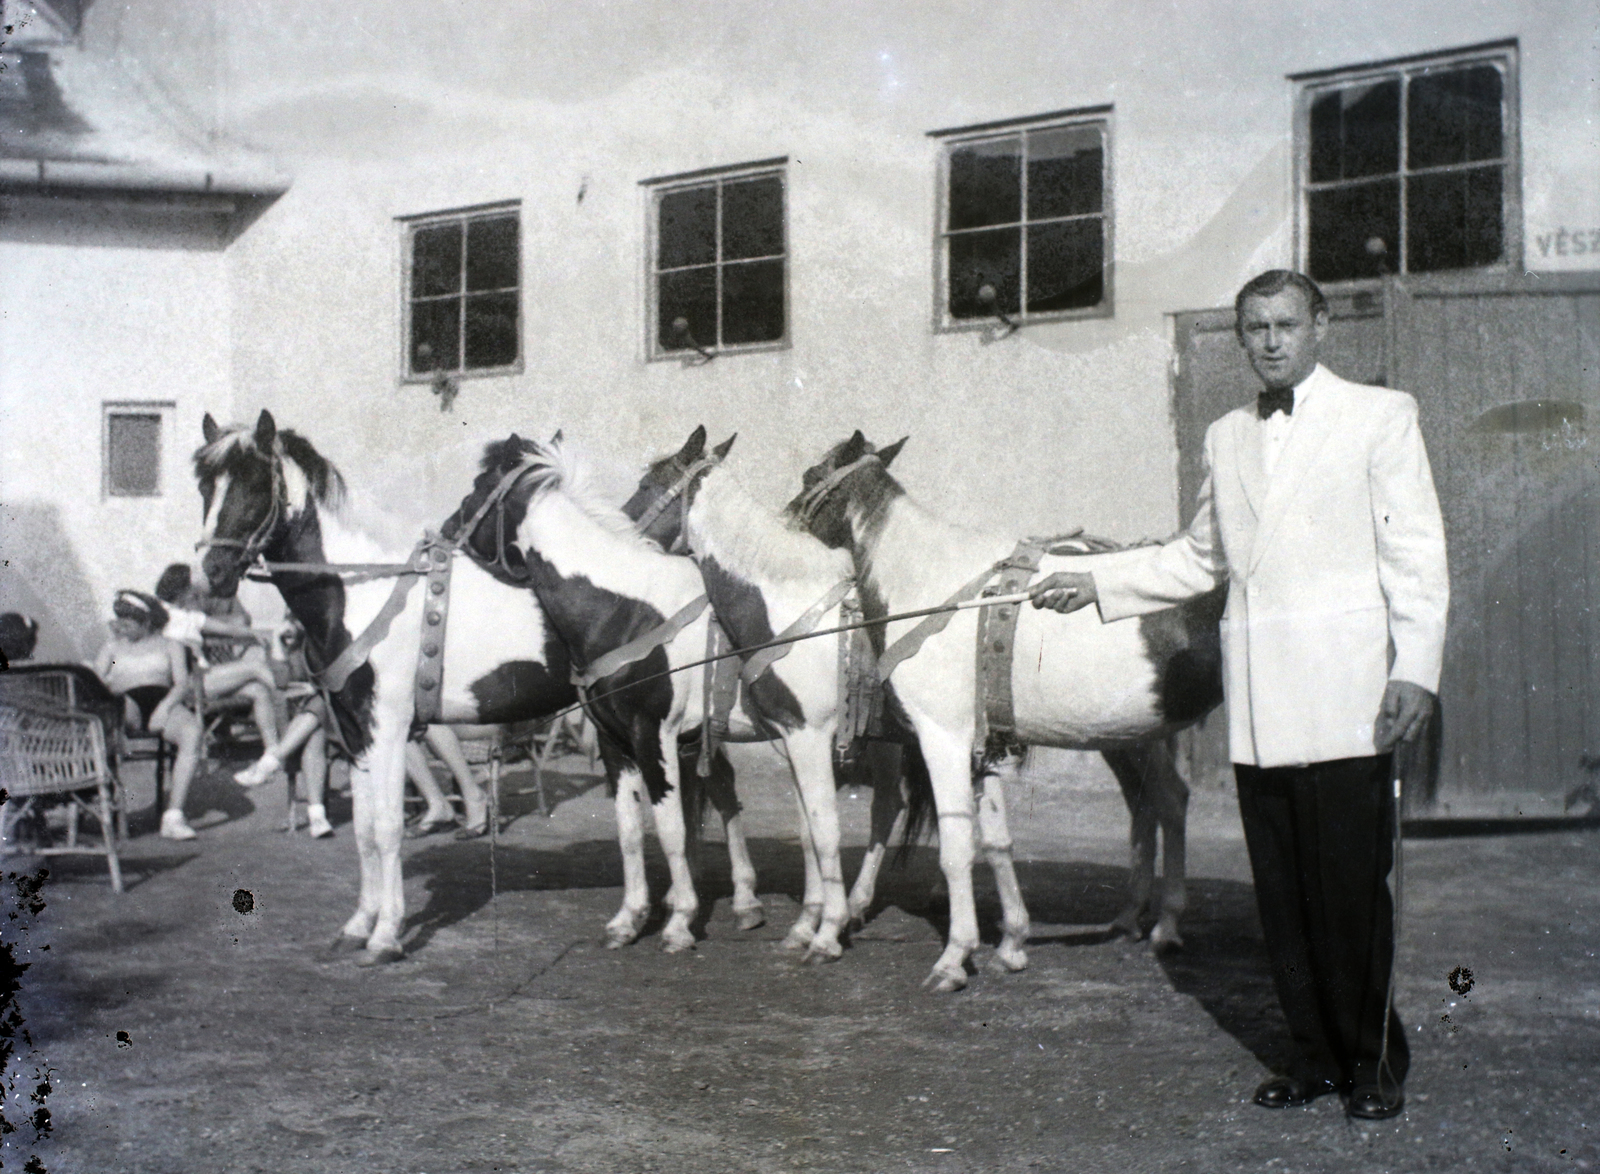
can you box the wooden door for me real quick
[1169,274,1600,815]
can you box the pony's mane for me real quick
[691,466,852,585]
[193,425,347,512]
[517,436,656,548]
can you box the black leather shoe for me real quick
[1253,1075,1339,1108]
[1346,1085,1405,1120]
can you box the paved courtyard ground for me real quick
[5,743,1598,1173]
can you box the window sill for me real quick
[398,362,523,386]
[646,338,790,364]
[934,304,1113,335]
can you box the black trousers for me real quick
[1235,755,1407,1090]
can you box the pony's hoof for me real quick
[779,925,814,952]
[353,946,405,967]
[1109,914,1143,941]
[732,905,766,932]
[605,928,637,950]
[991,946,1029,973]
[328,934,367,955]
[661,931,696,954]
[1150,924,1184,954]
[922,965,968,993]
[803,941,844,966]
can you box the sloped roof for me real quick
[0,40,288,196]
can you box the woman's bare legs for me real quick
[424,726,488,831]
[157,706,203,840]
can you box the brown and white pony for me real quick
[624,428,934,958]
[788,432,1224,991]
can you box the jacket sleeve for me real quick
[1094,424,1229,622]
[1371,394,1450,692]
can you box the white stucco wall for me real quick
[2,0,1594,661]
[0,237,232,660]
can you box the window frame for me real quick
[101,400,174,499]
[1291,40,1521,284]
[397,199,523,384]
[928,105,1115,333]
[640,157,790,362]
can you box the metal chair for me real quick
[0,699,124,891]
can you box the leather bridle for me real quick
[632,453,723,553]
[791,452,881,529]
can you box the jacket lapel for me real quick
[1246,367,1343,575]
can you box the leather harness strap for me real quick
[320,538,430,693]
[572,594,710,691]
[413,539,455,725]
[739,577,857,686]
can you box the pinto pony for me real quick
[192,412,720,962]
[624,427,934,956]
[787,432,1224,992]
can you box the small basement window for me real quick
[103,402,172,497]
[643,159,788,359]
[930,107,1113,328]
[401,202,521,379]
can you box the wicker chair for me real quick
[0,666,134,839]
[0,699,124,891]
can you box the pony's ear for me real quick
[548,429,563,446]
[202,413,221,444]
[253,410,277,450]
[840,430,867,463]
[876,436,909,468]
[712,432,737,461]
[507,432,523,450]
[680,424,708,460]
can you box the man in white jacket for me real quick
[1031,270,1448,1120]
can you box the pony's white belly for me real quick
[1008,602,1166,747]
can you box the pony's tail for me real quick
[892,736,936,867]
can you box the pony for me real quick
[623,427,935,958]
[787,432,1224,992]
[444,432,762,950]
[192,412,721,962]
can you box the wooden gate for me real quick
[1170,273,1600,816]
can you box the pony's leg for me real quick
[780,784,824,951]
[646,731,699,953]
[1102,746,1158,942]
[1146,737,1189,952]
[356,723,411,965]
[975,758,1030,973]
[847,742,907,928]
[335,757,380,950]
[784,727,849,963]
[909,717,980,993]
[702,747,764,931]
[606,764,652,948]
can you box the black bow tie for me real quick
[1258,388,1295,419]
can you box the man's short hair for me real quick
[1234,270,1329,334]
[0,613,38,661]
[155,563,192,604]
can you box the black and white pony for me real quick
[788,433,1224,992]
[623,427,934,957]
[192,412,729,962]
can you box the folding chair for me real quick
[0,699,124,891]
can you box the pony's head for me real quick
[785,430,907,551]
[443,431,544,578]
[192,409,345,597]
[623,425,737,550]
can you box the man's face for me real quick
[1237,288,1327,392]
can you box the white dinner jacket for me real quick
[1094,365,1449,768]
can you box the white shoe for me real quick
[307,805,333,839]
[160,810,198,841]
[234,753,281,787]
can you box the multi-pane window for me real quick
[103,403,170,497]
[402,203,520,378]
[1296,43,1518,282]
[645,160,787,358]
[932,109,1112,326]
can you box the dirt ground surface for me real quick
[6,743,1599,1174]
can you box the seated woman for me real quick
[234,623,487,840]
[154,565,282,771]
[236,620,335,836]
[92,591,204,841]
